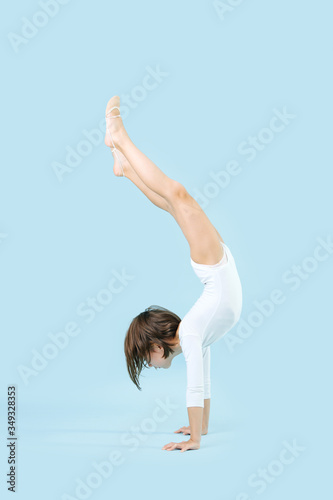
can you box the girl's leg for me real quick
[115,149,225,245]
[105,97,224,265]
[111,149,224,244]
[109,149,170,212]
[105,98,179,201]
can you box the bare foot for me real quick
[104,96,127,149]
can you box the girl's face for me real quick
[148,345,172,369]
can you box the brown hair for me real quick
[124,305,181,390]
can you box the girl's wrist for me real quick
[190,436,201,445]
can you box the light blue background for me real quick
[1,1,332,499]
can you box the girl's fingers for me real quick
[174,426,188,434]
[163,440,197,452]
[162,442,178,450]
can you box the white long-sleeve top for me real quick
[179,242,242,408]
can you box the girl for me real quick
[105,96,243,452]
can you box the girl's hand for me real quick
[174,425,191,435]
[174,425,208,436]
[162,438,200,452]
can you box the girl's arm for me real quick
[163,335,206,451]
[183,334,205,444]
[203,346,211,433]
[188,407,203,444]
[202,399,210,434]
